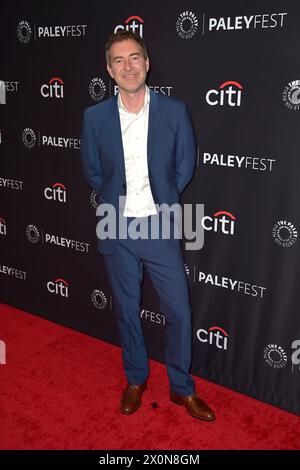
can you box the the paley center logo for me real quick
[91,290,108,310]
[263,344,287,369]
[17,20,32,43]
[264,340,300,373]
[26,224,40,243]
[272,220,298,248]
[176,11,198,39]
[22,128,37,148]
[89,78,106,102]
[114,15,144,37]
[90,190,99,210]
[282,80,300,111]
[41,77,64,99]
[197,326,229,351]
[206,81,243,107]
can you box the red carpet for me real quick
[0,302,299,450]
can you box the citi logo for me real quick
[196,326,229,350]
[206,81,243,106]
[41,77,64,98]
[47,278,69,298]
[44,183,67,203]
[202,211,236,235]
[114,15,144,37]
[0,217,7,235]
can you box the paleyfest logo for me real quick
[17,20,87,42]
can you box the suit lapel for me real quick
[147,89,160,168]
[108,95,126,176]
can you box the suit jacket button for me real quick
[122,183,126,188]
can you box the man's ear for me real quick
[146,59,150,73]
[106,63,114,79]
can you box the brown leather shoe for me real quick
[170,390,215,421]
[120,383,147,415]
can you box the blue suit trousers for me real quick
[102,213,196,396]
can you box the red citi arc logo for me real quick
[0,217,7,235]
[41,77,64,98]
[44,182,67,202]
[197,326,229,350]
[201,211,236,235]
[114,16,144,37]
[47,278,69,297]
[206,81,243,106]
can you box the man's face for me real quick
[106,39,149,94]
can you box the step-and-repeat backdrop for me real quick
[1,1,299,415]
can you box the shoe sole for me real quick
[170,395,215,421]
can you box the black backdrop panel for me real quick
[1,1,300,415]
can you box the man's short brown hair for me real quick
[105,31,148,65]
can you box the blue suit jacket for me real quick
[81,89,197,255]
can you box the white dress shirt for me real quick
[118,85,157,217]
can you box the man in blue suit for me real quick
[81,31,215,421]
